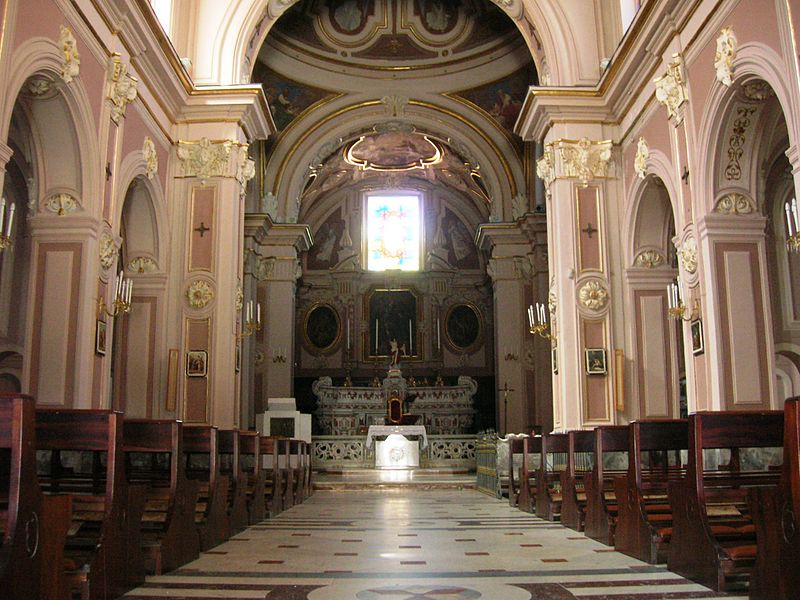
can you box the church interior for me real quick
[0,0,799,598]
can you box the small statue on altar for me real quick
[372,375,381,387]
[389,338,406,367]
[435,372,444,386]
[343,371,353,387]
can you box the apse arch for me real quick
[1,38,102,216]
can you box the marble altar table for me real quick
[366,425,428,469]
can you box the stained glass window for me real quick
[366,193,421,271]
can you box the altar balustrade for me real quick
[312,434,477,469]
[312,373,477,436]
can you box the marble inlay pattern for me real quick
[123,489,745,600]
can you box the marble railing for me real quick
[312,434,477,469]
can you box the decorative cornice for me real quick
[653,54,688,123]
[106,54,139,124]
[714,27,737,87]
[59,26,80,84]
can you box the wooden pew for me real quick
[613,419,687,564]
[536,433,568,520]
[259,436,283,517]
[36,408,143,599]
[668,411,783,592]
[0,393,69,600]
[559,429,595,531]
[238,431,266,524]
[279,438,294,510]
[123,419,200,574]
[507,435,540,513]
[183,425,230,550]
[290,439,305,505]
[302,440,313,499]
[218,430,250,534]
[584,425,629,546]
[748,397,800,600]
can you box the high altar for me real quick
[312,369,477,436]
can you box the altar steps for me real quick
[313,468,476,491]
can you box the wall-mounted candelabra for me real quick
[667,277,700,321]
[238,299,262,339]
[528,302,556,344]
[0,197,16,252]
[785,198,799,253]
[98,270,133,317]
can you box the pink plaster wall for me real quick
[185,317,210,422]
[190,187,215,272]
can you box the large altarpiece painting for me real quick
[366,289,419,360]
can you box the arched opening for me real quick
[628,175,682,418]
[112,177,162,417]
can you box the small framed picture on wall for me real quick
[186,350,208,377]
[585,348,607,375]
[95,320,107,356]
[691,319,704,355]
[552,347,558,374]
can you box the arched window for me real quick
[365,192,422,272]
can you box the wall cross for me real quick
[581,222,598,239]
[194,222,210,238]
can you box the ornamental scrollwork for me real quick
[186,279,214,309]
[675,236,698,275]
[98,231,119,271]
[129,256,157,273]
[59,26,80,84]
[714,192,755,215]
[235,285,244,312]
[556,138,613,186]
[634,249,665,268]
[44,193,79,215]
[714,27,737,87]
[236,145,256,195]
[177,138,233,183]
[143,137,158,180]
[536,147,555,194]
[578,279,609,312]
[654,54,688,122]
[634,137,649,179]
[106,54,138,124]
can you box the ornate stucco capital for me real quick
[654,53,688,123]
[553,138,614,186]
[106,54,138,124]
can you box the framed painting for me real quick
[186,350,208,377]
[444,302,483,354]
[585,348,607,375]
[95,320,107,356]
[365,288,419,360]
[691,319,704,355]
[303,303,341,354]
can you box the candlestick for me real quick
[257,302,261,325]
[5,203,14,238]
[436,316,440,350]
[346,318,350,349]
[375,319,379,354]
[408,320,412,355]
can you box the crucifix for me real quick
[581,222,598,239]
[105,162,113,181]
[498,381,515,435]
[681,166,690,184]
[194,222,210,238]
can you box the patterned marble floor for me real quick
[123,489,747,600]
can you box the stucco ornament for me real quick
[578,279,609,311]
[634,249,665,268]
[381,95,408,117]
[714,27,737,87]
[511,193,528,220]
[98,231,119,271]
[129,256,157,273]
[261,192,279,220]
[653,54,688,122]
[254,349,266,366]
[535,147,555,194]
[742,80,774,102]
[255,256,275,281]
[59,26,80,84]
[44,193,79,215]
[26,76,54,98]
[548,288,557,316]
[634,137,649,179]
[235,285,244,312]
[557,138,613,186]
[176,138,232,183]
[186,279,214,309]
[675,236,698,274]
[715,192,755,215]
[236,145,256,194]
[143,137,158,180]
[106,54,138,124]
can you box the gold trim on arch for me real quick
[272,99,518,197]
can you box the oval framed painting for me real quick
[444,303,483,354]
[302,303,341,354]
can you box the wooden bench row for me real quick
[508,405,798,597]
[0,393,312,600]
